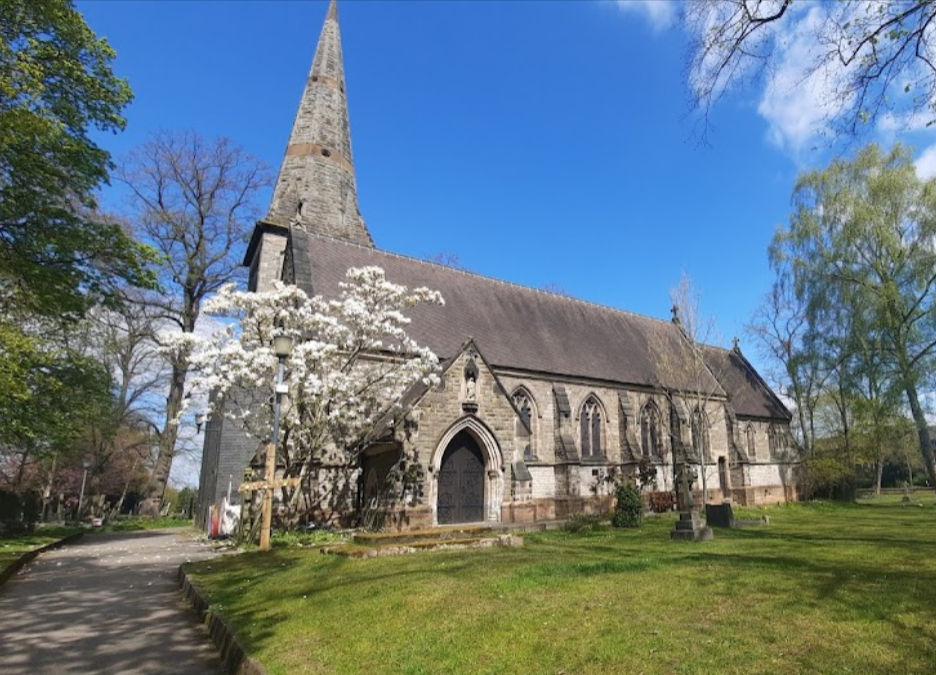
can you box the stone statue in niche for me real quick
[462,357,480,410]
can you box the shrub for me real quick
[562,513,602,534]
[272,528,342,548]
[804,456,858,501]
[612,483,643,528]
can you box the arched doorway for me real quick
[437,430,485,524]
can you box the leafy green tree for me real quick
[0,0,151,316]
[0,320,113,492]
[770,144,936,492]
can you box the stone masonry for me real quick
[265,0,372,247]
[197,1,801,530]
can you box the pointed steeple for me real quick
[267,0,373,247]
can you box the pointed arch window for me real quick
[512,388,535,460]
[768,424,781,458]
[640,402,662,458]
[580,397,604,459]
[691,407,711,463]
[745,424,756,460]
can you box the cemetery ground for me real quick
[0,517,191,577]
[0,525,79,572]
[186,497,936,675]
[0,527,224,675]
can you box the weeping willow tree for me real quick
[769,143,936,494]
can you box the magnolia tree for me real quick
[177,267,443,523]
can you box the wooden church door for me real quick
[437,431,485,524]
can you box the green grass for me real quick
[0,525,80,573]
[186,501,936,675]
[95,516,194,533]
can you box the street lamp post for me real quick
[77,459,91,521]
[260,333,293,551]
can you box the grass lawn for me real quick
[0,526,80,574]
[186,499,936,675]
[96,516,194,533]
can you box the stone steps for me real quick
[321,525,526,559]
[351,524,495,547]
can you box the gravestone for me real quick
[670,461,713,542]
[671,509,714,541]
[705,502,736,528]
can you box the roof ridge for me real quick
[305,231,679,329]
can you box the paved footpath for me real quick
[0,529,225,675]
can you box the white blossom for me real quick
[177,267,442,481]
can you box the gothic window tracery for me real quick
[580,396,604,459]
[640,401,662,458]
[746,423,756,460]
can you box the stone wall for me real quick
[198,353,802,530]
[196,390,266,529]
[404,348,518,526]
[249,230,288,293]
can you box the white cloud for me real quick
[756,6,850,156]
[615,0,676,32]
[915,142,936,180]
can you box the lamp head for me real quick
[273,333,294,358]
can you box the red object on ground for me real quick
[209,505,220,539]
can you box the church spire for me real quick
[266,0,373,247]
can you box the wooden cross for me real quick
[238,441,299,551]
[238,477,300,493]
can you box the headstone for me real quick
[674,461,694,511]
[138,497,161,517]
[705,502,736,528]
[671,461,713,541]
[670,509,714,541]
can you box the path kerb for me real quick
[0,531,84,589]
[178,565,269,675]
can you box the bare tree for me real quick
[84,297,165,512]
[652,273,728,504]
[540,282,572,297]
[117,131,271,503]
[42,296,166,516]
[746,279,830,457]
[425,252,468,270]
[684,1,936,142]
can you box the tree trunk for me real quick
[149,357,187,501]
[875,458,884,496]
[114,458,139,516]
[903,381,936,498]
[41,454,57,522]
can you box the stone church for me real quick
[198,1,800,530]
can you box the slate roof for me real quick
[291,229,737,399]
[701,345,792,421]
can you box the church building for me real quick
[198,1,800,530]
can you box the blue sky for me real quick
[77,0,936,375]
